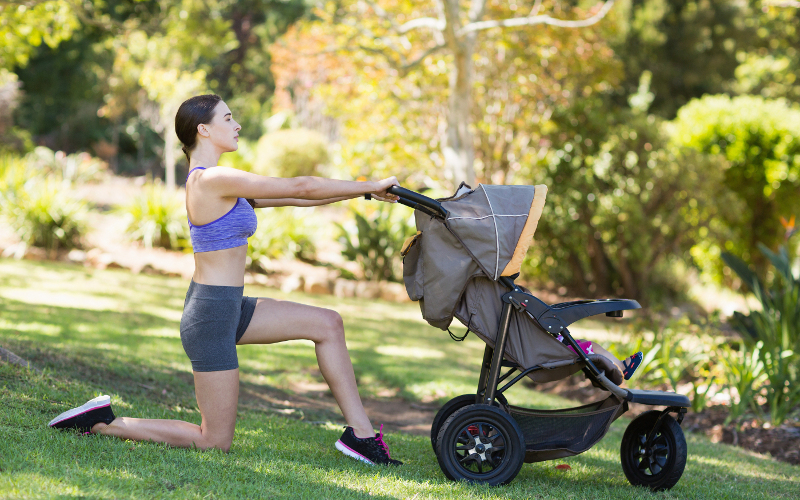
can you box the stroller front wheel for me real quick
[436,404,525,486]
[620,410,687,491]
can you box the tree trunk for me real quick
[441,0,484,187]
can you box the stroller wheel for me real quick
[620,410,687,491]
[430,393,509,455]
[436,404,525,486]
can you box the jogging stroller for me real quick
[382,183,690,490]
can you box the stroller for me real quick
[382,183,690,490]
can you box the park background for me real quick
[1,0,799,498]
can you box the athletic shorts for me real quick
[179,280,257,372]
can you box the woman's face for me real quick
[199,101,241,153]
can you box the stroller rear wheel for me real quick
[436,404,525,486]
[620,410,687,491]
[430,393,509,454]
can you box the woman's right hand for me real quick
[371,176,400,203]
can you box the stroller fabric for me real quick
[402,183,623,385]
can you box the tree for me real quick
[0,0,79,71]
[282,0,619,187]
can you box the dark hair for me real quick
[175,94,255,208]
[175,94,223,163]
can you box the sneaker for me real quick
[622,351,644,380]
[335,425,402,466]
[48,395,116,433]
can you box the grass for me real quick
[0,258,798,499]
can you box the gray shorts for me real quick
[179,280,258,372]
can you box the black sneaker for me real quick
[48,395,116,433]
[335,425,402,466]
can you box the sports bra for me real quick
[186,167,258,253]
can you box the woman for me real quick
[48,94,402,466]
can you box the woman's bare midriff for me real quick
[192,245,248,286]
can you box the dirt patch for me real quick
[681,405,800,465]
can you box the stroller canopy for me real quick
[402,183,547,330]
[446,184,547,280]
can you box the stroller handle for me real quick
[387,185,448,218]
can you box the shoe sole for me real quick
[335,440,375,465]
[48,395,111,427]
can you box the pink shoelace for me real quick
[376,424,392,458]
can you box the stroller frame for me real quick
[386,186,690,490]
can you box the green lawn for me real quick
[0,258,797,499]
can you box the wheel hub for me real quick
[468,435,492,461]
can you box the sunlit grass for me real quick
[1,258,798,499]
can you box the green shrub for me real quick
[118,181,188,250]
[336,203,413,282]
[25,146,107,184]
[254,128,329,178]
[674,95,800,277]
[720,341,766,425]
[0,173,87,255]
[247,207,318,271]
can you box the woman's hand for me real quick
[370,176,400,203]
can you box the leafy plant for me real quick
[247,207,318,271]
[25,147,106,184]
[719,342,766,425]
[118,180,188,250]
[722,241,800,425]
[336,203,413,282]
[0,174,87,255]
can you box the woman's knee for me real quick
[314,309,345,343]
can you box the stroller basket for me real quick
[508,396,625,463]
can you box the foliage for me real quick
[722,241,800,425]
[673,95,800,276]
[719,341,766,424]
[336,203,414,282]
[731,2,800,102]
[246,207,319,271]
[254,128,330,178]
[24,146,107,184]
[610,0,756,119]
[0,0,79,70]
[11,0,306,180]
[118,180,188,250]
[0,155,87,254]
[523,74,735,303]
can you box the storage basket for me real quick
[507,396,626,463]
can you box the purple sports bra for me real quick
[186,167,257,253]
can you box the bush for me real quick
[673,95,800,277]
[247,207,318,271]
[118,181,188,250]
[0,171,87,255]
[336,203,413,282]
[254,128,329,178]
[24,147,107,184]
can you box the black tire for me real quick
[430,393,509,454]
[620,410,687,491]
[436,404,526,486]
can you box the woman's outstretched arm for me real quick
[253,195,355,208]
[198,167,399,202]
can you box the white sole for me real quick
[48,395,111,427]
[335,440,375,465]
